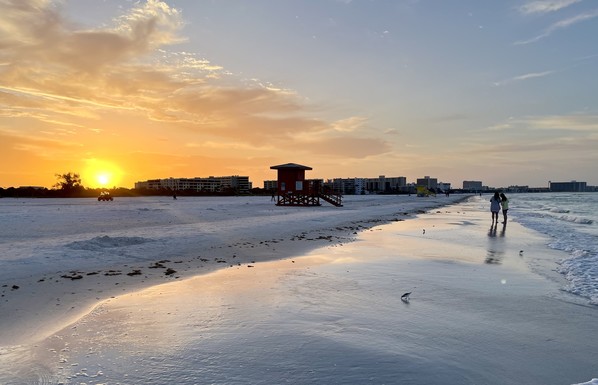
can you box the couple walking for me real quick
[490,192,509,225]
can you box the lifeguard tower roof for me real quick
[270,163,312,170]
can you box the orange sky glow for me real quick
[2,1,597,189]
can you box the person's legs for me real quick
[502,209,508,224]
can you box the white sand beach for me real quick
[1,195,598,384]
[0,195,463,346]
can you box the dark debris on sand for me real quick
[61,272,84,280]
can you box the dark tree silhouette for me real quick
[54,172,83,197]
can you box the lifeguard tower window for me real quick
[296,181,303,190]
[281,182,286,191]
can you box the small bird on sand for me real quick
[401,292,412,302]
[422,229,426,234]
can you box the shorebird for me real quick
[401,292,411,302]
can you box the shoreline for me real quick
[0,194,470,346]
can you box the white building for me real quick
[135,176,251,193]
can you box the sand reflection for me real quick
[486,223,506,264]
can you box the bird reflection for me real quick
[485,250,504,264]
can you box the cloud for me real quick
[0,0,192,116]
[522,114,598,131]
[483,122,514,131]
[518,0,583,15]
[493,70,555,86]
[469,114,598,168]
[0,0,397,188]
[514,70,555,81]
[0,0,185,72]
[331,116,368,132]
[0,128,82,158]
[515,9,598,45]
[464,113,598,176]
[297,136,392,158]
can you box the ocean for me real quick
[507,192,598,305]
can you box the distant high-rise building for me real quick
[549,181,587,192]
[463,180,483,191]
[416,176,438,189]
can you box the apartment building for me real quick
[550,180,587,192]
[263,180,277,191]
[135,176,251,193]
[463,181,483,191]
[416,176,438,189]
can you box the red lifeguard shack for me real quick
[270,163,342,207]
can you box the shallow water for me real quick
[3,199,597,385]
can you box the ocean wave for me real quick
[66,235,151,251]
[512,193,598,306]
[556,249,598,305]
[558,215,594,225]
[571,379,598,385]
[524,212,594,225]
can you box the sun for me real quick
[96,173,111,186]
[83,159,123,188]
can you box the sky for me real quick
[1,0,597,190]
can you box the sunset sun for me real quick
[96,173,110,187]
[83,159,123,188]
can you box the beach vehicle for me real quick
[416,186,435,197]
[98,191,113,201]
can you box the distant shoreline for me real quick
[3,189,597,199]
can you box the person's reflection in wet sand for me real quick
[485,223,506,264]
[488,223,498,237]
